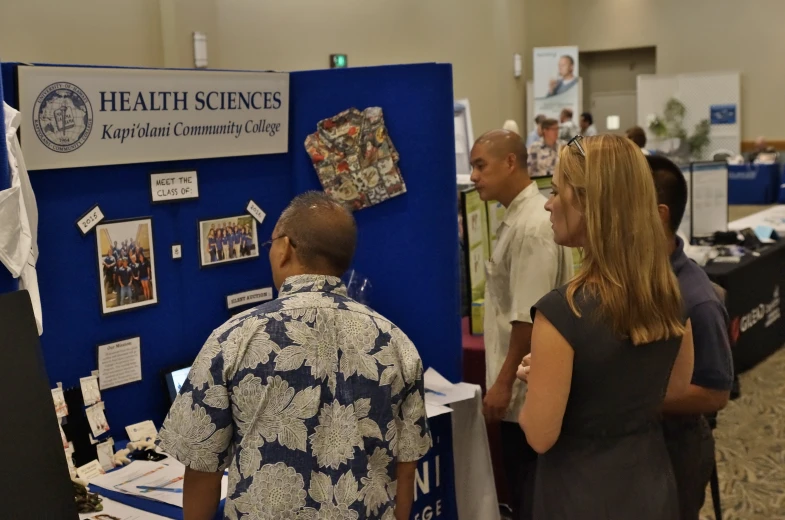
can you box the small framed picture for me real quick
[198,215,259,268]
[96,217,158,316]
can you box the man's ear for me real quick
[506,153,517,171]
[657,204,671,229]
[279,236,296,267]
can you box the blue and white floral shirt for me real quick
[158,274,432,520]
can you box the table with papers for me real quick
[83,372,496,520]
[85,457,228,520]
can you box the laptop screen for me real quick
[165,366,191,403]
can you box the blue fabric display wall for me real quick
[1,62,462,434]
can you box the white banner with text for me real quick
[18,66,289,170]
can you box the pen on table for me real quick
[425,388,446,396]
[136,485,183,493]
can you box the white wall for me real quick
[0,0,529,138]
[567,0,785,139]
[0,0,163,67]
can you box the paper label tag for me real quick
[126,420,158,443]
[86,403,110,438]
[76,205,105,235]
[150,170,199,203]
[246,200,266,224]
[51,387,68,418]
[80,375,102,406]
[76,459,106,481]
[226,287,273,309]
[96,439,116,471]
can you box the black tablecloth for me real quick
[703,240,785,373]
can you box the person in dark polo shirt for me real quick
[648,155,734,520]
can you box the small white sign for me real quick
[76,204,104,235]
[172,244,182,259]
[79,375,102,406]
[226,287,273,309]
[246,199,266,224]
[97,337,142,390]
[150,170,199,203]
[126,420,158,443]
[76,459,106,481]
[96,439,116,471]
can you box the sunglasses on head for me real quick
[567,135,586,157]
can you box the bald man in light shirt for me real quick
[470,130,573,520]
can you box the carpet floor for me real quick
[701,346,785,519]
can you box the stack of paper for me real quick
[87,459,228,508]
[423,368,477,417]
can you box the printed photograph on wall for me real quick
[96,218,158,315]
[198,215,259,268]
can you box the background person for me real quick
[558,109,578,141]
[207,229,217,262]
[470,129,573,520]
[158,192,431,520]
[138,251,151,300]
[647,155,734,520]
[579,112,597,136]
[519,135,694,519]
[528,119,561,178]
[626,126,651,155]
[102,248,116,296]
[526,115,546,148]
[117,259,132,305]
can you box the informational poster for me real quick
[454,99,475,185]
[97,337,142,390]
[462,189,489,302]
[17,66,289,170]
[690,162,729,238]
[486,201,506,255]
[533,46,580,126]
[462,189,490,335]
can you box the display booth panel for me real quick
[1,62,462,435]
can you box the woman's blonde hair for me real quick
[560,135,685,345]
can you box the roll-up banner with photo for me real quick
[533,46,580,135]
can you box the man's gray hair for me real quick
[276,191,357,275]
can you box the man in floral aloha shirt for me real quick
[158,191,431,520]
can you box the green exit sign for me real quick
[330,54,348,68]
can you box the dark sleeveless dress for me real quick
[531,287,681,520]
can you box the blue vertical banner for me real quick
[411,413,458,520]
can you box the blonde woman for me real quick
[517,135,694,519]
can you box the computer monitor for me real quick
[164,366,191,403]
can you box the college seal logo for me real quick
[33,82,93,153]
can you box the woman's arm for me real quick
[663,319,694,404]
[519,312,573,454]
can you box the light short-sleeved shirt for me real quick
[527,140,561,178]
[158,274,431,520]
[582,125,598,137]
[484,183,574,422]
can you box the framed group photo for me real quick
[96,218,158,315]
[198,215,259,268]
